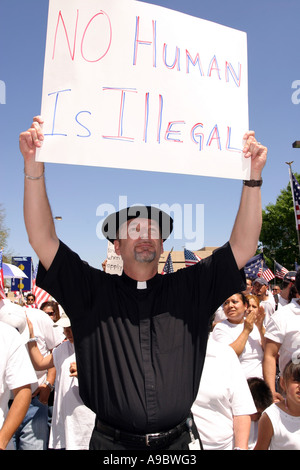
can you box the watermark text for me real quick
[96,196,204,250]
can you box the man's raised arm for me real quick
[20,116,59,270]
[229,131,267,270]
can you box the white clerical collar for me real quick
[137,281,147,289]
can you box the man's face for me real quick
[252,282,267,298]
[114,218,163,266]
[272,286,281,295]
[27,296,35,305]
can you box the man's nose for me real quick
[138,225,150,238]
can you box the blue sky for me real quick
[1,0,300,271]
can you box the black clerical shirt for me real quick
[37,240,245,434]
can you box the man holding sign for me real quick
[20,115,266,450]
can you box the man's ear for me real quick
[114,239,121,256]
[160,240,164,256]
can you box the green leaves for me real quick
[260,175,300,269]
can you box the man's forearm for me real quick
[0,386,31,450]
[263,353,277,394]
[229,183,262,269]
[21,118,59,270]
[229,132,266,270]
[229,328,251,357]
[233,415,251,449]
[24,162,55,243]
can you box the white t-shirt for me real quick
[265,298,300,374]
[213,305,227,322]
[211,319,264,379]
[0,322,37,449]
[261,294,275,326]
[49,340,95,450]
[264,403,300,450]
[20,308,65,391]
[277,294,289,308]
[191,338,256,450]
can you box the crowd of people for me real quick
[194,273,300,450]
[0,117,299,451]
[0,294,95,450]
[0,268,299,451]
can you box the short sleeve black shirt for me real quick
[37,240,245,433]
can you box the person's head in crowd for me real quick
[288,283,299,302]
[283,271,296,287]
[279,359,300,408]
[40,300,60,322]
[243,278,252,295]
[53,312,73,343]
[283,271,296,291]
[102,206,173,278]
[245,294,261,316]
[0,298,27,333]
[26,293,36,305]
[252,277,269,300]
[247,377,273,422]
[272,285,281,295]
[222,292,248,324]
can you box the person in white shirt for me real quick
[247,377,273,450]
[276,271,296,309]
[26,313,95,450]
[243,278,253,295]
[263,275,300,403]
[0,303,38,450]
[254,360,300,450]
[213,278,254,325]
[252,277,275,326]
[192,337,257,450]
[212,292,265,379]
[6,301,65,450]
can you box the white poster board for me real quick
[37,0,249,179]
[106,241,123,275]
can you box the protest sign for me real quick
[106,241,123,275]
[10,256,32,292]
[37,0,249,179]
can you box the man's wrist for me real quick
[243,178,263,187]
[24,162,45,179]
[44,380,54,391]
[249,170,262,180]
[27,337,38,343]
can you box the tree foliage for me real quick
[260,172,300,270]
[0,204,11,262]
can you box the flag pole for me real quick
[286,161,300,257]
[161,247,173,274]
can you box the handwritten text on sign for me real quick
[37,0,249,179]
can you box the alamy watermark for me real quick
[291,340,300,365]
[96,195,204,250]
[291,80,300,104]
[0,80,6,104]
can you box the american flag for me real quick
[0,249,6,299]
[244,253,275,281]
[184,248,201,267]
[274,261,289,279]
[161,252,174,275]
[291,173,300,231]
[244,253,264,279]
[31,263,51,308]
[259,263,275,282]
